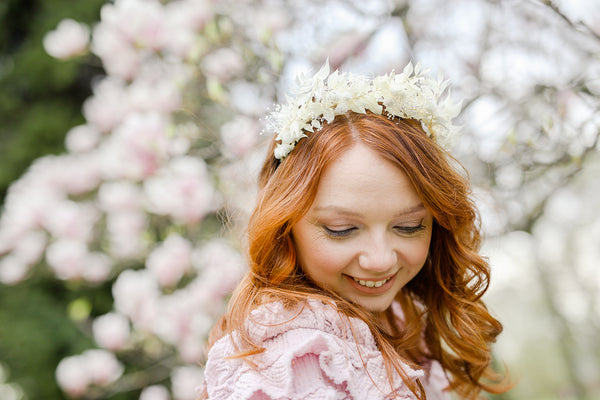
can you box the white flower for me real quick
[43,19,90,59]
[140,385,171,400]
[146,234,193,287]
[171,366,204,400]
[264,61,461,159]
[93,312,131,351]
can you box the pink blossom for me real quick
[98,181,144,213]
[166,0,214,32]
[0,254,29,284]
[92,0,168,79]
[220,115,260,157]
[45,239,88,280]
[12,230,47,265]
[105,112,170,180]
[43,19,90,59]
[152,295,189,345]
[193,239,245,299]
[42,200,99,241]
[106,211,148,259]
[83,78,131,133]
[83,349,124,385]
[164,0,215,58]
[102,0,167,50]
[65,125,102,153]
[82,252,113,283]
[128,61,187,113]
[92,23,142,80]
[228,81,272,116]
[55,350,123,396]
[93,312,131,351]
[201,48,245,82]
[113,269,160,328]
[178,311,213,363]
[32,155,101,196]
[140,385,171,400]
[55,355,89,397]
[146,234,193,287]
[144,156,215,224]
[171,366,204,400]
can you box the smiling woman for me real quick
[292,143,433,313]
[198,64,510,400]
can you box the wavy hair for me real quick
[204,112,508,399]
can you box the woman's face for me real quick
[292,143,433,312]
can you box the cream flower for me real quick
[265,61,461,159]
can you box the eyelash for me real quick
[323,226,356,238]
[323,223,426,238]
[394,224,426,235]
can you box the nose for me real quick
[358,235,398,272]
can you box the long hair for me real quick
[204,111,507,399]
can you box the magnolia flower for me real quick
[45,239,88,280]
[93,312,131,351]
[83,349,124,385]
[201,48,245,82]
[140,385,171,400]
[104,111,171,180]
[83,77,131,133]
[113,269,160,328]
[11,230,47,266]
[55,350,123,396]
[171,366,204,400]
[98,181,144,213]
[55,356,89,397]
[193,239,245,300]
[65,125,102,153]
[220,115,260,157]
[146,234,193,287]
[163,0,215,59]
[105,210,148,259]
[43,19,90,59]
[144,156,215,225]
[92,22,142,80]
[82,252,113,283]
[0,254,29,285]
[42,200,99,241]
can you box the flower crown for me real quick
[264,61,462,160]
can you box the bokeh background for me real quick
[1,0,599,399]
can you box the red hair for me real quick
[204,112,508,399]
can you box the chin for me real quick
[357,298,394,313]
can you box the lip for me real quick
[344,273,397,295]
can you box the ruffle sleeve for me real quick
[203,300,424,400]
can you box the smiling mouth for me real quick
[352,277,392,288]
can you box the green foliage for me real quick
[0,1,111,398]
[0,0,106,204]
[0,279,93,399]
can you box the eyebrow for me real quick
[312,203,426,218]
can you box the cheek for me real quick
[296,238,351,276]
[401,238,432,268]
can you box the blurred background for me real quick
[0,0,599,399]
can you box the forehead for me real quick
[311,143,421,210]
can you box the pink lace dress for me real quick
[201,299,450,400]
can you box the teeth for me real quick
[354,278,389,288]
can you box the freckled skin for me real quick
[292,144,433,312]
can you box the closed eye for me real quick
[394,224,426,235]
[323,226,357,238]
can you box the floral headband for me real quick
[264,61,462,160]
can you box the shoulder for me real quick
[202,299,424,400]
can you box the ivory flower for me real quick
[265,61,462,159]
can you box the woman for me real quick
[199,63,508,399]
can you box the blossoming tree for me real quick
[0,0,599,399]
